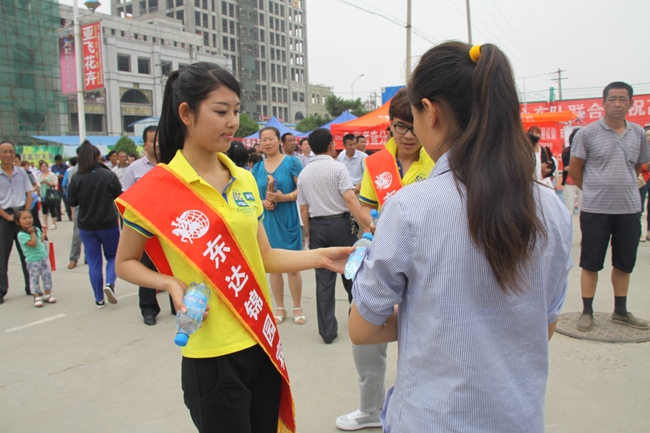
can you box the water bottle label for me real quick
[350,248,366,260]
[184,293,207,310]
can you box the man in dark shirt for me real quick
[51,155,70,221]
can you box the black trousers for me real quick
[309,216,357,342]
[138,252,175,317]
[182,345,281,433]
[0,212,30,298]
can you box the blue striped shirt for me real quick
[352,152,573,433]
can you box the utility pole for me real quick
[73,0,86,144]
[405,0,412,84]
[552,68,567,101]
[465,0,472,45]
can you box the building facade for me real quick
[308,84,332,119]
[112,0,310,123]
[0,0,68,146]
[60,5,230,136]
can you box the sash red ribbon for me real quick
[365,148,403,207]
[116,165,295,433]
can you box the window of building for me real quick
[223,35,229,50]
[212,0,215,11]
[260,29,265,42]
[281,21,285,32]
[261,62,266,80]
[262,85,267,101]
[273,106,277,117]
[274,2,278,15]
[293,91,298,101]
[228,3,234,17]
[261,45,265,58]
[263,105,268,117]
[203,13,208,28]
[203,0,208,9]
[277,64,281,81]
[176,10,184,24]
[280,4,284,16]
[177,0,183,5]
[272,87,276,102]
[161,60,172,76]
[230,37,236,51]
[270,49,275,61]
[283,107,288,122]
[259,0,263,9]
[230,20,236,35]
[255,60,260,78]
[270,32,274,45]
[117,54,131,72]
[281,35,285,47]
[140,0,147,13]
[299,92,304,102]
[281,50,286,62]
[212,15,216,30]
[232,56,237,75]
[259,12,264,26]
[195,11,200,26]
[167,0,173,8]
[271,64,275,81]
[275,18,279,30]
[269,18,273,30]
[203,32,209,46]
[282,66,286,81]
[222,0,227,14]
[149,0,158,11]
[283,88,287,103]
[213,33,217,47]
[195,0,200,7]
[222,18,228,32]
[138,57,151,74]
[268,1,273,13]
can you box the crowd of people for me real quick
[1,41,649,432]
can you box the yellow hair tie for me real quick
[469,45,482,63]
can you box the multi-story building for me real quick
[112,0,310,123]
[0,0,68,147]
[60,5,230,135]
[308,84,332,119]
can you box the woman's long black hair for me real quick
[408,41,545,293]
[77,140,100,174]
[156,62,241,164]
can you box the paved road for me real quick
[1,214,648,432]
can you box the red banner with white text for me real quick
[81,22,104,91]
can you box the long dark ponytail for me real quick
[156,62,241,164]
[408,41,544,293]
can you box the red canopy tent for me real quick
[521,110,580,157]
[329,100,391,150]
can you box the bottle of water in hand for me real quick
[370,209,380,228]
[174,282,210,347]
[345,233,374,280]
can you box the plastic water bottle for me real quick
[345,233,374,280]
[370,209,380,227]
[174,282,210,347]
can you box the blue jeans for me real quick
[79,226,119,302]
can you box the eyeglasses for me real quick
[393,123,416,136]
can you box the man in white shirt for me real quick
[337,133,367,194]
[297,138,314,166]
[112,151,129,186]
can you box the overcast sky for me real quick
[61,0,650,104]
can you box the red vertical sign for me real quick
[81,22,104,91]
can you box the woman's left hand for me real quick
[320,246,356,274]
[266,190,284,203]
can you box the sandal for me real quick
[293,307,306,325]
[43,294,57,303]
[34,296,43,308]
[274,307,287,325]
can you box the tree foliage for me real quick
[113,136,138,157]
[325,94,370,118]
[235,113,259,138]
[295,114,331,133]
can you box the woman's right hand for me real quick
[163,277,189,313]
[262,199,275,211]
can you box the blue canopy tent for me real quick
[241,117,303,146]
[294,111,358,138]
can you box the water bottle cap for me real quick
[174,332,189,347]
[362,233,373,241]
[370,209,379,218]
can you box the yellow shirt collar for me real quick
[384,137,432,165]
[168,150,239,184]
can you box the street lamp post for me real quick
[351,74,364,100]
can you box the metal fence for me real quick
[519,82,650,103]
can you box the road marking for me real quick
[116,291,138,300]
[5,314,66,333]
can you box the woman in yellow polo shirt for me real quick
[114,62,351,433]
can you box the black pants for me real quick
[138,252,175,317]
[182,345,281,433]
[309,216,357,341]
[0,212,30,298]
[61,195,72,221]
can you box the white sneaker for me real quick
[335,409,382,431]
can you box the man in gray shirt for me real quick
[0,141,34,302]
[570,81,650,331]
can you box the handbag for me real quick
[45,188,61,206]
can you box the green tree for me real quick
[325,94,370,118]
[113,136,138,157]
[295,114,330,132]
[235,113,259,138]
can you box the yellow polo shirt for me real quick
[123,150,269,358]
[359,138,434,211]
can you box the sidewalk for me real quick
[0,215,648,432]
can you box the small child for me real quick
[15,210,56,307]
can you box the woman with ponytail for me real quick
[348,42,573,431]
[114,62,351,433]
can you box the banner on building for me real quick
[521,94,650,159]
[16,146,63,165]
[58,27,77,95]
[82,22,104,91]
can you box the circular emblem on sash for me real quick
[374,172,393,191]
[171,210,210,244]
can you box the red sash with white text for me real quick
[115,165,295,433]
[365,149,403,207]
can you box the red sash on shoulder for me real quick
[365,148,403,207]
[115,165,295,433]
